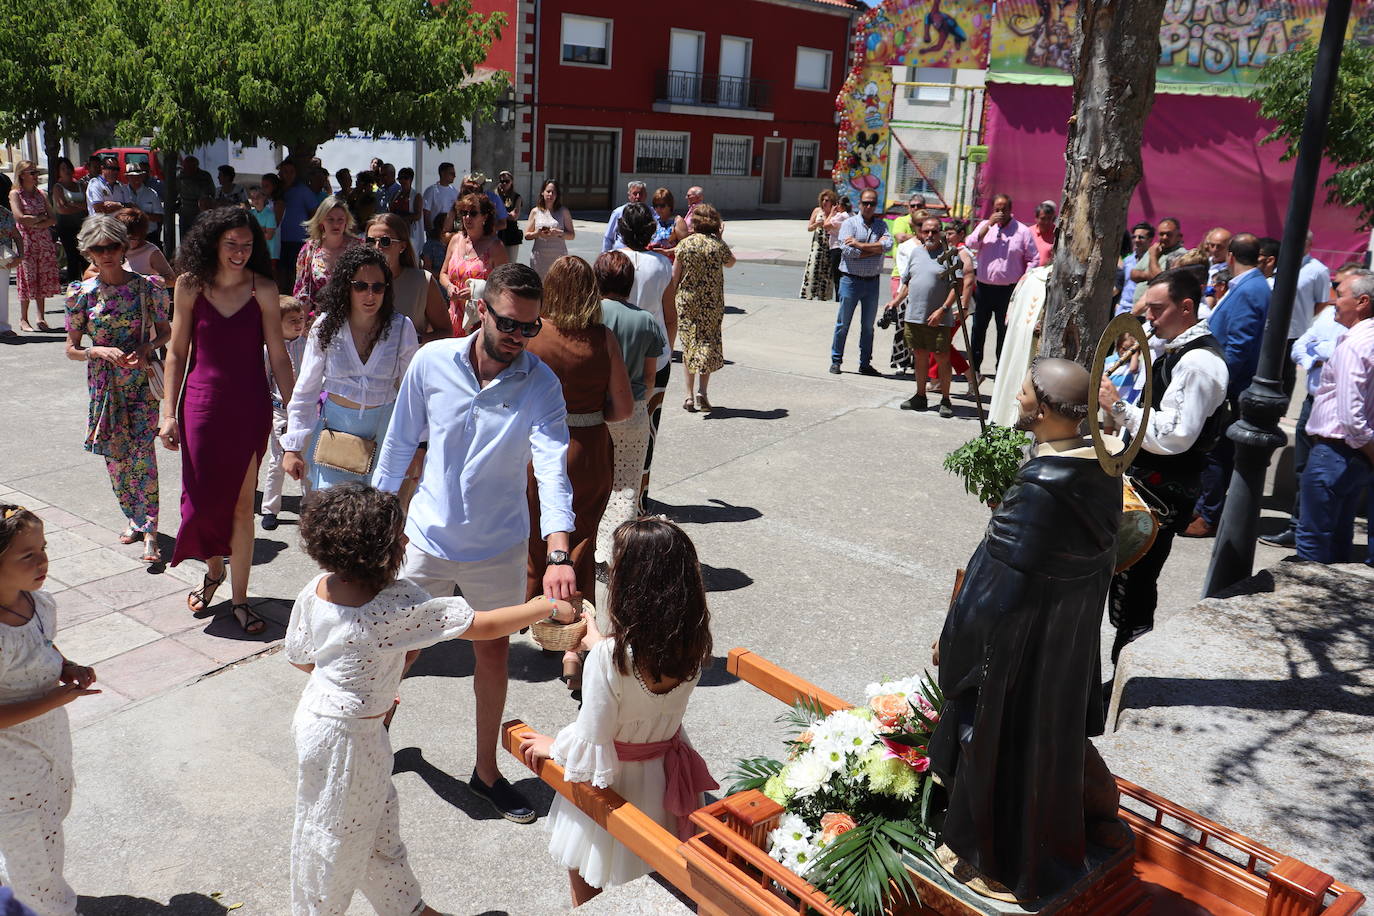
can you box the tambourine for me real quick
[1087,313,1154,477]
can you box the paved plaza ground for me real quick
[0,218,1363,914]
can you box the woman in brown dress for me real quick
[671,204,735,412]
[525,255,633,687]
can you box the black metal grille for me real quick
[791,141,818,178]
[655,70,770,110]
[712,137,751,176]
[635,133,688,175]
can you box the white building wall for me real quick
[886,67,985,216]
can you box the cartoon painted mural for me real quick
[989,0,1364,94]
[833,0,990,207]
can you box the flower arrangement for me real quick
[728,674,945,916]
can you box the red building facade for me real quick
[508,0,858,210]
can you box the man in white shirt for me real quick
[371,262,576,824]
[1099,268,1229,662]
[125,163,164,246]
[86,157,132,215]
[422,162,460,242]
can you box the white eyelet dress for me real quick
[544,638,707,889]
[0,590,77,916]
[285,575,475,916]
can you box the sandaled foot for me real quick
[232,602,268,635]
[35,320,52,332]
[140,536,161,564]
[188,572,226,613]
[118,526,141,545]
[682,397,697,412]
[19,321,35,333]
[695,394,713,412]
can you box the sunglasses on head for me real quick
[88,242,122,254]
[365,236,399,249]
[487,306,542,338]
[349,280,387,294]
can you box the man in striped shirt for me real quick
[1296,269,1374,564]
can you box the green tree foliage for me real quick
[1254,41,1374,230]
[57,0,506,160]
[0,2,111,168]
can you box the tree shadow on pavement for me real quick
[77,894,231,914]
[651,497,762,525]
[392,745,554,822]
[700,563,752,592]
[702,407,788,421]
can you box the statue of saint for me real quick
[928,357,1127,903]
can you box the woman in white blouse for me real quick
[281,246,418,490]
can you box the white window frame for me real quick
[711,133,753,177]
[634,130,691,175]
[718,36,754,109]
[560,14,612,69]
[795,47,832,92]
[905,67,955,105]
[790,139,820,178]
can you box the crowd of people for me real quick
[803,187,1372,663]
[0,152,746,914]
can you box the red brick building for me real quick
[506,0,859,210]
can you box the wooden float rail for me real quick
[725,647,1366,916]
[500,719,691,893]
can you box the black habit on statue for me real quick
[928,443,1121,902]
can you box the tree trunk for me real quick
[41,118,61,188]
[286,143,320,169]
[1039,0,1168,367]
[162,150,180,259]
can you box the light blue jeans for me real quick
[305,398,397,492]
[830,273,881,368]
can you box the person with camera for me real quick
[1098,268,1229,664]
[886,216,960,417]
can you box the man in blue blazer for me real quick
[1183,233,1270,537]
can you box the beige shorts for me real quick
[401,540,526,611]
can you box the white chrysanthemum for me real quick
[864,676,924,701]
[783,752,832,798]
[778,839,821,877]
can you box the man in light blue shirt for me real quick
[829,189,891,376]
[602,180,647,252]
[372,262,575,823]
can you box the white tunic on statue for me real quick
[545,638,705,889]
[285,574,475,916]
[988,265,1051,427]
[0,590,77,916]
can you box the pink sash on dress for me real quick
[614,728,718,840]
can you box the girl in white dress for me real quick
[0,506,100,916]
[286,483,579,916]
[519,517,716,907]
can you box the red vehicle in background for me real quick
[76,147,166,182]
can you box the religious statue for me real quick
[928,357,1127,903]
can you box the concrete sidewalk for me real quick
[3,273,1357,913]
[570,215,815,267]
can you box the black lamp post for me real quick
[1202,0,1353,597]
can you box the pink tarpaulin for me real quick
[980,82,1371,267]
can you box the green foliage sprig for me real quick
[1254,40,1374,230]
[942,424,1030,506]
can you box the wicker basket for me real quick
[530,598,593,651]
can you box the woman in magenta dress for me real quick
[158,207,296,634]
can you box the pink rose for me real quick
[819,812,858,844]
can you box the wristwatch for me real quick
[546,550,572,567]
[1111,399,1128,415]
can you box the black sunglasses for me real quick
[349,280,387,294]
[487,306,542,338]
[365,236,399,249]
[860,199,877,206]
[87,242,122,254]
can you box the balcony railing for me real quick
[655,70,771,111]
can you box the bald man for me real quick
[930,357,1125,904]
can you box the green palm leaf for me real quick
[726,756,783,795]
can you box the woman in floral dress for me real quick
[9,160,60,332]
[63,215,172,563]
[293,195,361,315]
[671,204,735,413]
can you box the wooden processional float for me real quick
[503,646,1366,916]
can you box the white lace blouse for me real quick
[0,590,62,705]
[281,312,419,451]
[285,574,473,718]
